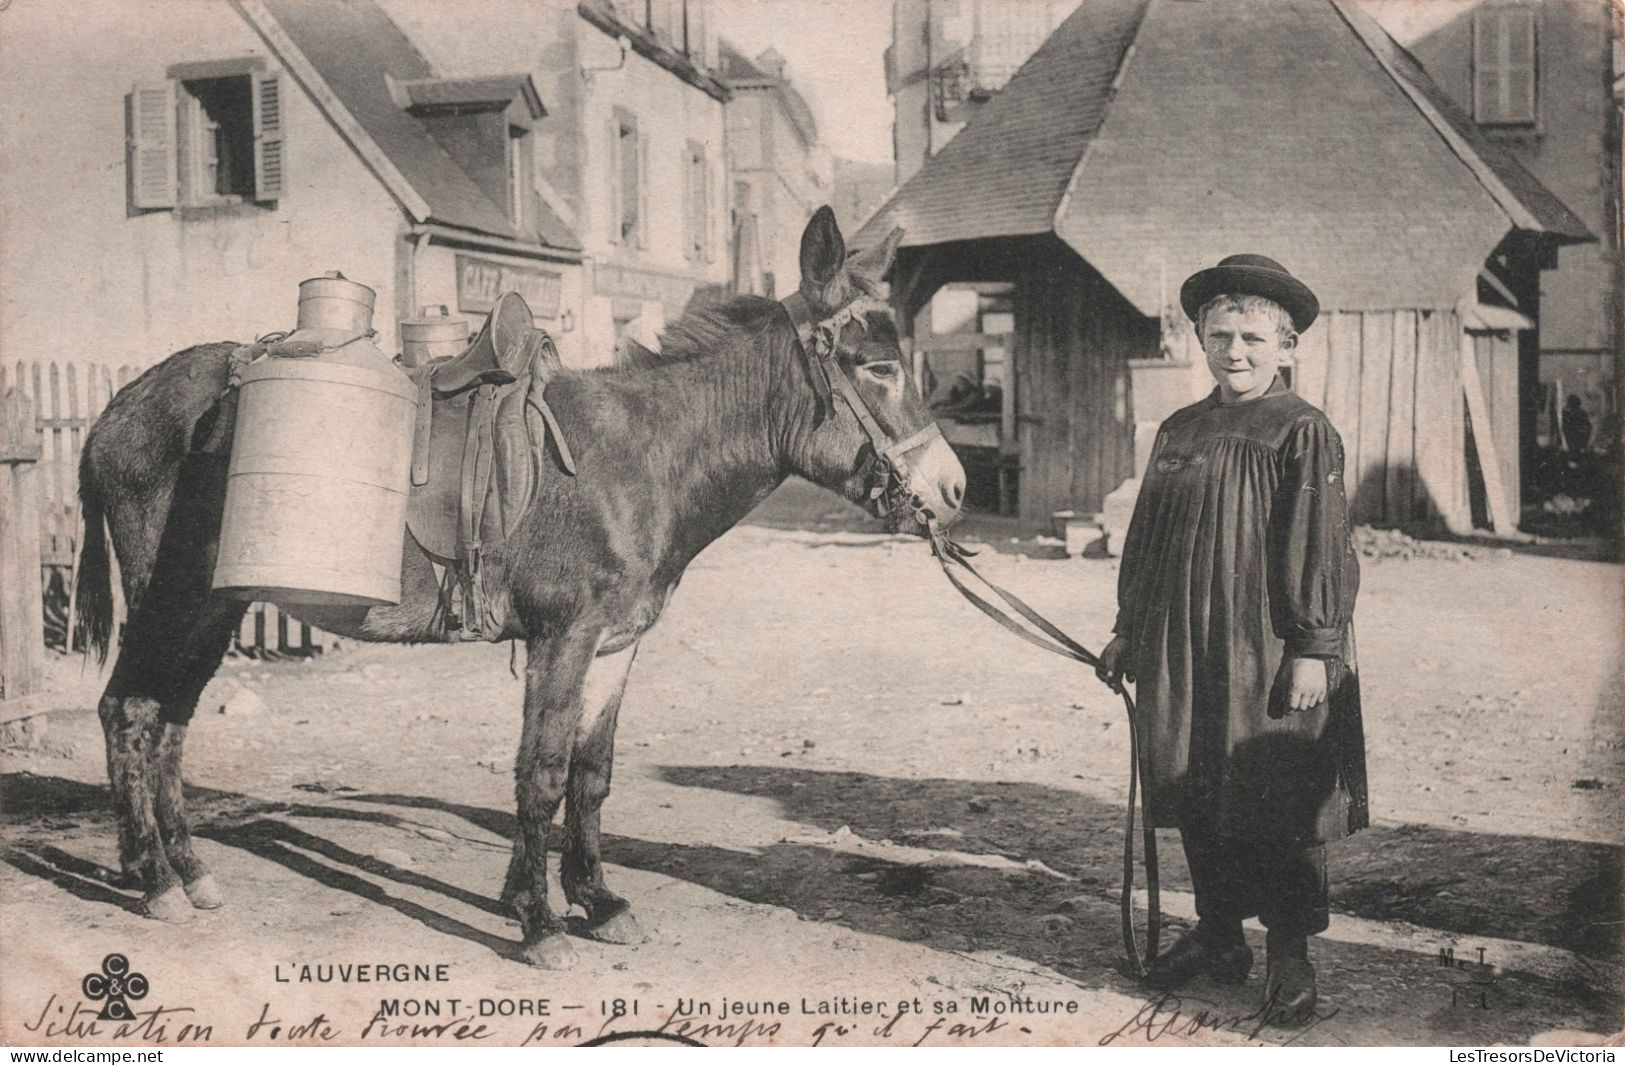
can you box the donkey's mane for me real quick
[581,293,899,375]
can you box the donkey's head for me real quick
[785,208,965,532]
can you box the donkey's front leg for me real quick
[562,641,645,945]
[504,629,598,969]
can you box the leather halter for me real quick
[781,292,944,518]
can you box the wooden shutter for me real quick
[608,120,623,244]
[128,81,177,210]
[1474,6,1537,125]
[252,71,286,200]
[700,150,712,263]
[682,146,695,261]
[636,132,650,249]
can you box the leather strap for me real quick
[925,518,1161,979]
[783,291,835,416]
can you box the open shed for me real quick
[858,0,1591,532]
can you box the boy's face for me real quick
[1200,306,1295,401]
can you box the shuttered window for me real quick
[610,108,645,248]
[127,62,285,212]
[251,70,285,200]
[683,141,709,262]
[129,82,178,210]
[1473,4,1537,126]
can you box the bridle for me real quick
[783,293,1163,980]
[781,292,944,521]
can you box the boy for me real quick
[1098,254,1367,1025]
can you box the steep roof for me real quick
[861,0,1151,248]
[859,0,1591,313]
[255,0,580,251]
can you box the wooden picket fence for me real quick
[0,358,326,658]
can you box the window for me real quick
[648,0,680,44]
[684,141,710,262]
[128,60,284,211]
[609,109,647,248]
[1473,4,1537,126]
[508,125,531,229]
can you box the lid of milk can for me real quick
[297,271,376,333]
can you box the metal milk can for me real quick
[212,272,418,606]
[399,305,470,368]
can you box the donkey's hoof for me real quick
[521,934,579,970]
[143,886,196,923]
[590,910,647,945]
[184,874,225,910]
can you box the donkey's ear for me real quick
[845,227,903,295]
[798,206,845,292]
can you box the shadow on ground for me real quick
[3,768,1619,1041]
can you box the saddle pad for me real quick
[404,367,539,563]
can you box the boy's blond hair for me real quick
[1197,294,1297,345]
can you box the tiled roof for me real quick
[860,0,1591,313]
[859,0,1151,248]
[260,0,580,251]
[1332,0,1591,242]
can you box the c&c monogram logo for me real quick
[82,953,149,1020]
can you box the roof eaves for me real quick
[231,0,431,223]
[578,1,732,102]
[1050,0,1155,237]
[1329,0,1546,236]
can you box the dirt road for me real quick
[3,484,1621,1047]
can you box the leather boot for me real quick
[1143,924,1253,990]
[1263,933,1318,1025]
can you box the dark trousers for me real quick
[1179,814,1329,938]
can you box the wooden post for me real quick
[0,388,46,708]
[1457,308,1515,534]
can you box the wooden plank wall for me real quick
[0,361,143,568]
[1473,332,1522,518]
[1290,309,1473,532]
[1014,251,1140,522]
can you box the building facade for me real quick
[0,0,736,373]
[717,42,831,299]
[886,0,1080,186]
[384,0,731,363]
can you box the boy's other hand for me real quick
[1097,635,1134,690]
[1284,656,1328,713]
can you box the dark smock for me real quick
[1115,379,1368,844]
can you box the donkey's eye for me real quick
[861,361,900,380]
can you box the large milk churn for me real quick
[212,272,418,606]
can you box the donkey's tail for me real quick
[74,450,113,665]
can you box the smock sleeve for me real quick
[1268,415,1360,659]
[1113,429,1167,637]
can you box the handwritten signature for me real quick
[1099,990,1340,1047]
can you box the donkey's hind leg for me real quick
[99,690,191,921]
[561,641,646,945]
[153,599,248,910]
[100,447,242,920]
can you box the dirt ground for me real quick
[2,481,1622,1048]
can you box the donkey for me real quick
[72,208,965,968]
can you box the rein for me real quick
[921,517,1160,979]
[780,293,1161,978]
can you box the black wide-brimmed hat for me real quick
[1180,253,1319,334]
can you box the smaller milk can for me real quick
[399,305,471,368]
[213,272,418,606]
